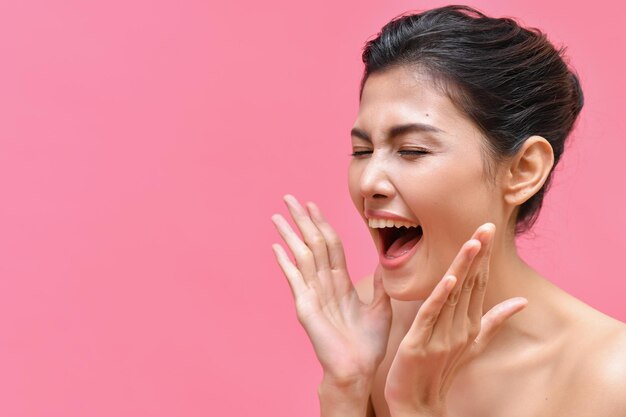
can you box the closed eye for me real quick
[350,150,372,157]
[350,150,430,158]
[399,150,429,156]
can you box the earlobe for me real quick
[502,136,554,206]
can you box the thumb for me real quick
[372,265,390,307]
[471,297,528,356]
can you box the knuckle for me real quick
[420,316,435,329]
[297,248,314,264]
[481,267,490,279]
[462,276,475,290]
[399,341,427,359]
[397,342,416,357]
[295,302,312,323]
[308,234,325,247]
[295,308,308,324]
[475,277,488,291]
[328,236,343,248]
[468,324,481,340]
[446,291,461,306]
[287,268,303,282]
[429,342,449,357]
[421,311,439,326]
[451,334,469,349]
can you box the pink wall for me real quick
[0,0,623,415]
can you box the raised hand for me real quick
[384,223,528,417]
[271,194,392,387]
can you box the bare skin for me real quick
[356,268,626,417]
[272,65,626,416]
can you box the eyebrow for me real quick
[350,122,444,142]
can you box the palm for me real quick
[272,195,392,382]
[297,272,391,381]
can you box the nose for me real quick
[359,155,395,200]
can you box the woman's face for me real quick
[348,66,504,301]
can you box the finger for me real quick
[406,275,457,347]
[305,201,348,272]
[450,223,495,333]
[271,243,308,299]
[467,223,496,324]
[306,201,355,296]
[431,239,481,340]
[471,297,528,356]
[283,195,332,274]
[443,239,482,307]
[271,214,319,286]
[438,231,489,386]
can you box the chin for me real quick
[381,267,436,301]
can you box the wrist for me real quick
[319,374,373,398]
[318,377,373,417]
[387,403,444,417]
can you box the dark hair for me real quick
[359,5,584,235]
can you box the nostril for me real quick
[359,168,395,199]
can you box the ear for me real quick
[502,136,554,206]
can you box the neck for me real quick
[391,230,568,352]
[480,232,564,350]
[483,235,532,315]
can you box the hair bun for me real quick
[570,72,584,117]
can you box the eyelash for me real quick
[349,150,429,158]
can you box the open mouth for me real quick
[378,225,423,258]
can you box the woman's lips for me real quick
[365,208,418,224]
[378,228,423,270]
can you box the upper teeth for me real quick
[368,218,419,228]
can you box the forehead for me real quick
[354,66,478,140]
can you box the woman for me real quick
[271,5,626,417]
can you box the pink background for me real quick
[0,0,624,415]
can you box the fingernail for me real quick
[514,297,528,306]
[468,238,481,247]
[445,275,457,290]
[506,297,528,309]
[284,195,306,213]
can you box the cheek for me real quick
[407,162,489,223]
[347,163,362,209]
[392,172,492,299]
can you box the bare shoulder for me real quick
[563,315,626,415]
[583,324,626,388]
[354,273,374,303]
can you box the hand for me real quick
[384,223,528,417]
[271,194,392,388]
